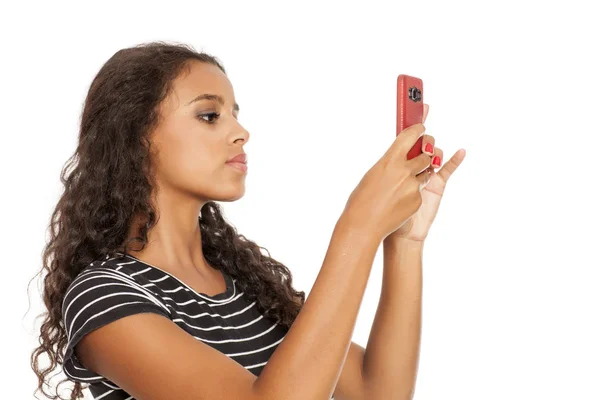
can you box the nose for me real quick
[232,122,250,144]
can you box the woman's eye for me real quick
[196,112,220,124]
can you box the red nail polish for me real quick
[433,156,441,166]
[425,143,434,153]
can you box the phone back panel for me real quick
[397,74,424,160]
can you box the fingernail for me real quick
[433,156,441,166]
[425,143,434,154]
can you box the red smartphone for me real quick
[396,74,424,160]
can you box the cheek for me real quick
[156,133,223,188]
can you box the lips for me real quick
[227,153,247,164]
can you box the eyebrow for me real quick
[186,93,239,113]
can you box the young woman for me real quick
[31,41,465,400]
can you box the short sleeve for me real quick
[61,266,171,383]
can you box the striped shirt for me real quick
[61,252,292,399]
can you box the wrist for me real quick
[383,236,425,252]
[336,213,382,249]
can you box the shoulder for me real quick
[61,253,171,383]
[62,254,170,321]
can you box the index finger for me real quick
[422,104,429,124]
[390,123,426,159]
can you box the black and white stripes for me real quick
[61,253,289,399]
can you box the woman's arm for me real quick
[252,214,381,399]
[362,237,424,399]
[77,213,382,400]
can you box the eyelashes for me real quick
[196,112,221,124]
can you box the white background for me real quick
[2,0,599,399]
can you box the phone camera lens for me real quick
[408,87,422,102]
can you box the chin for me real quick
[219,194,245,202]
[216,186,246,202]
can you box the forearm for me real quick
[253,215,380,400]
[362,238,424,400]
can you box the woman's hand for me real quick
[342,122,435,244]
[386,104,466,243]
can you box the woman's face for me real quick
[151,61,250,203]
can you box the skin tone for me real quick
[389,103,467,242]
[76,61,466,399]
[123,61,250,296]
[358,105,466,397]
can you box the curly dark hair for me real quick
[29,41,306,400]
